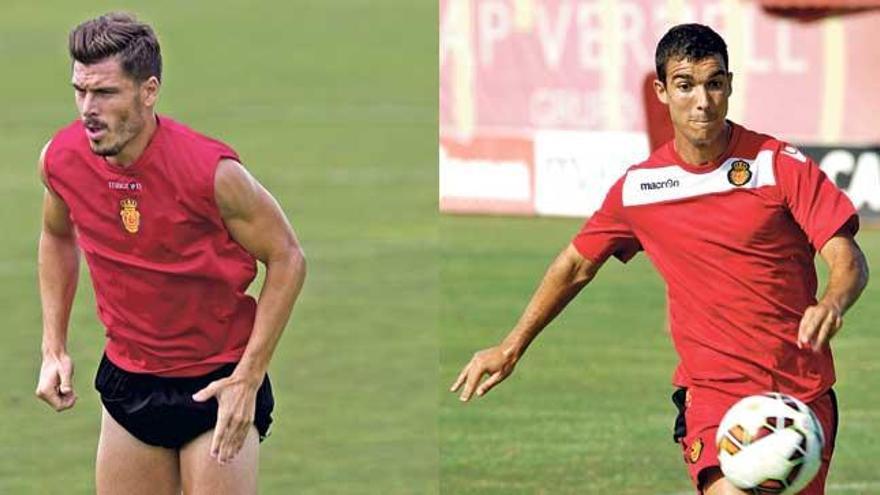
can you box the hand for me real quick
[35,352,77,411]
[192,374,260,464]
[798,301,843,352]
[450,345,518,402]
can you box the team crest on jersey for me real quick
[119,198,140,234]
[727,160,752,186]
[688,437,704,464]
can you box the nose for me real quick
[694,85,712,111]
[80,93,98,118]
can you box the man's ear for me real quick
[653,79,669,105]
[727,72,734,97]
[141,76,160,108]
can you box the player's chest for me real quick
[628,189,789,247]
[620,156,799,250]
[64,167,214,253]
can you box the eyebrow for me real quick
[671,70,727,81]
[71,83,119,93]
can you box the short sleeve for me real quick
[572,177,642,264]
[775,144,859,250]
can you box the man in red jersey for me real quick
[451,23,868,494]
[35,13,306,494]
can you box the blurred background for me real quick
[440,1,880,493]
[440,0,880,218]
[0,1,436,493]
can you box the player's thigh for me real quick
[701,468,750,494]
[179,426,260,495]
[96,408,180,495]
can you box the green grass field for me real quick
[440,215,880,494]
[0,1,436,493]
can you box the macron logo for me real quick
[640,179,680,191]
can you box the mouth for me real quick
[84,120,108,141]
[690,118,717,127]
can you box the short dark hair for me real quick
[655,23,728,83]
[69,12,162,82]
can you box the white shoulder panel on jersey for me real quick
[622,149,776,207]
[780,144,807,163]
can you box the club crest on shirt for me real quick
[688,437,703,464]
[727,160,752,186]
[119,198,140,234]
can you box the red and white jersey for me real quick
[44,116,257,377]
[573,122,858,402]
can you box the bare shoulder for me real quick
[215,158,258,193]
[39,139,74,235]
[212,158,298,261]
[214,158,263,219]
[38,139,53,188]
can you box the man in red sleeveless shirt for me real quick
[450,24,869,494]
[35,13,306,494]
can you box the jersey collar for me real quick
[659,120,743,175]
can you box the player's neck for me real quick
[673,122,731,166]
[107,113,158,168]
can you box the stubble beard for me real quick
[90,97,145,158]
[91,138,125,157]
[92,117,142,157]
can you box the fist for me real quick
[35,353,77,411]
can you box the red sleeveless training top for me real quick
[44,116,257,377]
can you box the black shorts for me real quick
[95,354,274,449]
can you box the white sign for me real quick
[817,148,880,214]
[439,144,532,201]
[534,131,649,216]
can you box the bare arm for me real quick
[192,158,306,463]
[35,141,81,411]
[797,234,869,352]
[451,243,602,401]
[215,159,306,382]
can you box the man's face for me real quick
[654,55,732,148]
[72,58,156,157]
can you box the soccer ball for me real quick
[716,392,824,494]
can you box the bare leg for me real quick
[179,426,259,495]
[96,408,180,495]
